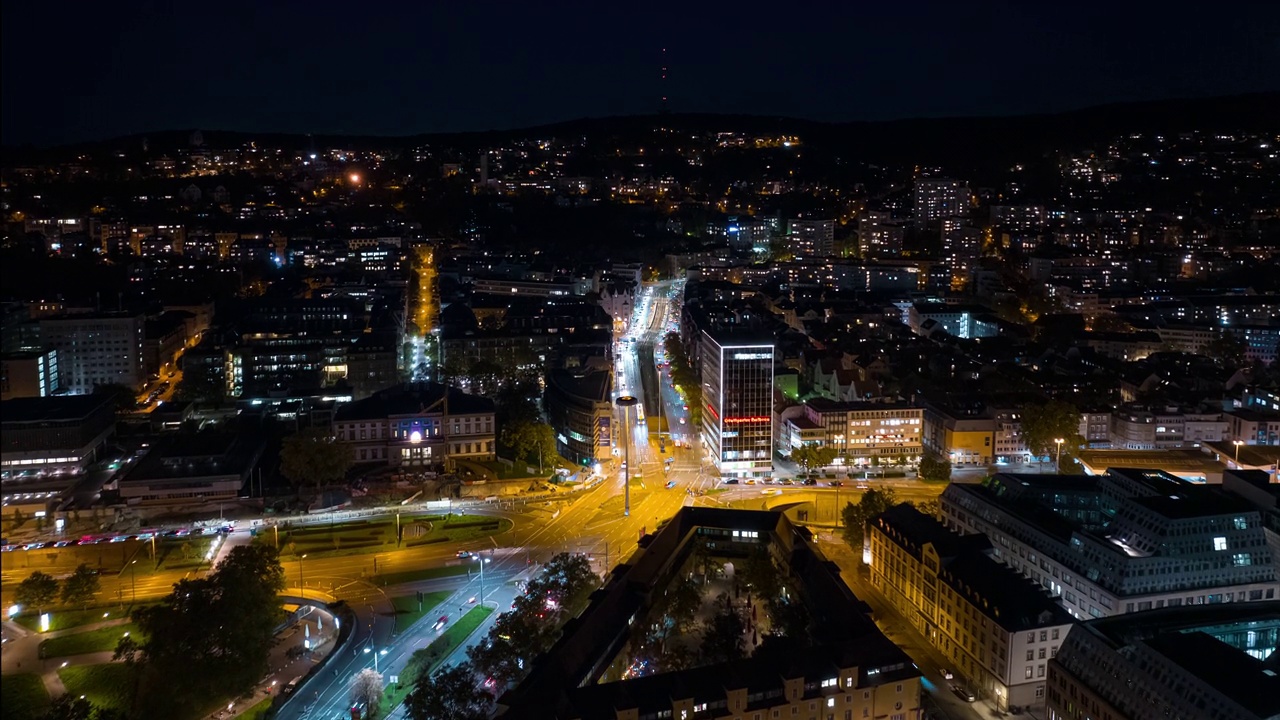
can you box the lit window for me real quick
[1214,537,1228,551]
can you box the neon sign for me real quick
[725,416,770,424]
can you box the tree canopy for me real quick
[280,427,354,488]
[404,663,493,720]
[789,445,838,474]
[60,564,101,609]
[1019,400,1083,470]
[841,487,899,551]
[699,593,746,664]
[918,453,952,483]
[16,570,59,616]
[118,544,285,718]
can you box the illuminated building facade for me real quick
[332,382,495,469]
[700,330,774,478]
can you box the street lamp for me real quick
[299,554,307,600]
[616,396,639,517]
[130,560,137,604]
[363,646,388,673]
[1233,440,1244,466]
[1054,438,1065,473]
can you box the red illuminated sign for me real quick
[724,416,770,424]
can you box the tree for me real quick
[841,488,899,552]
[60,564,101,609]
[404,663,493,720]
[699,593,746,664]
[123,545,285,718]
[350,668,384,717]
[16,570,59,616]
[665,576,702,632]
[280,427,354,489]
[913,499,942,520]
[1204,331,1247,368]
[739,549,781,603]
[92,382,140,412]
[918,453,952,483]
[1019,400,1083,471]
[789,445,838,475]
[42,695,94,720]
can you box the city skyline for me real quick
[3,1,1279,146]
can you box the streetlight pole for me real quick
[1233,440,1244,466]
[1054,438,1064,473]
[130,560,137,604]
[299,554,307,600]
[616,396,639,518]
[396,511,401,547]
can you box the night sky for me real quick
[2,1,1277,147]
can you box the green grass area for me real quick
[0,673,51,720]
[258,516,511,561]
[379,605,494,718]
[704,488,729,496]
[58,663,136,716]
[13,604,148,633]
[40,622,141,658]
[239,696,274,720]
[469,459,536,480]
[390,591,450,634]
[372,564,470,587]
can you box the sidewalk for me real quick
[1,616,133,697]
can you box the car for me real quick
[951,684,977,702]
[467,596,477,604]
[457,550,472,559]
[801,478,817,486]
[665,480,677,489]
[679,417,686,424]
[432,615,448,631]
[941,669,954,680]
[722,478,739,485]
[829,480,843,487]
[856,483,870,490]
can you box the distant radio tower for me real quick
[660,47,669,114]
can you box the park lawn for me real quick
[58,663,137,715]
[261,516,510,560]
[40,622,142,658]
[372,564,469,587]
[379,605,495,718]
[14,604,148,633]
[391,591,450,634]
[239,696,274,720]
[0,673,51,720]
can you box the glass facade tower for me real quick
[700,330,774,478]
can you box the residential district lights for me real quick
[616,395,639,517]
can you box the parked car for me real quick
[951,684,977,702]
[941,669,954,680]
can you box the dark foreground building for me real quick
[498,507,923,720]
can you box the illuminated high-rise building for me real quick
[700,330,774,478]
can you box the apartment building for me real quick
[941,469,1279,621]
[922,402,994,466]
[38,312,146,394]
[870,504,1073,713]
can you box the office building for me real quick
[1047,602,1280,720]
[544,367,613,467]
[922,402,994,466]
[1,349,61,400]
[701,330,775,478]
[781,398,924,467]
[115,431,263,509]
[332,382,496,469]
[914,178,971,226]
[499,507,924,720]
[870,504,1074,713]
[1,394,117,482]
[346,332,401,400]
[941,469,1279,621]
[787,218,836,257]
[39,313,146,394]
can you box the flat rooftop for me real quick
[1077,448,1226,475]
[1,394,116,425]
